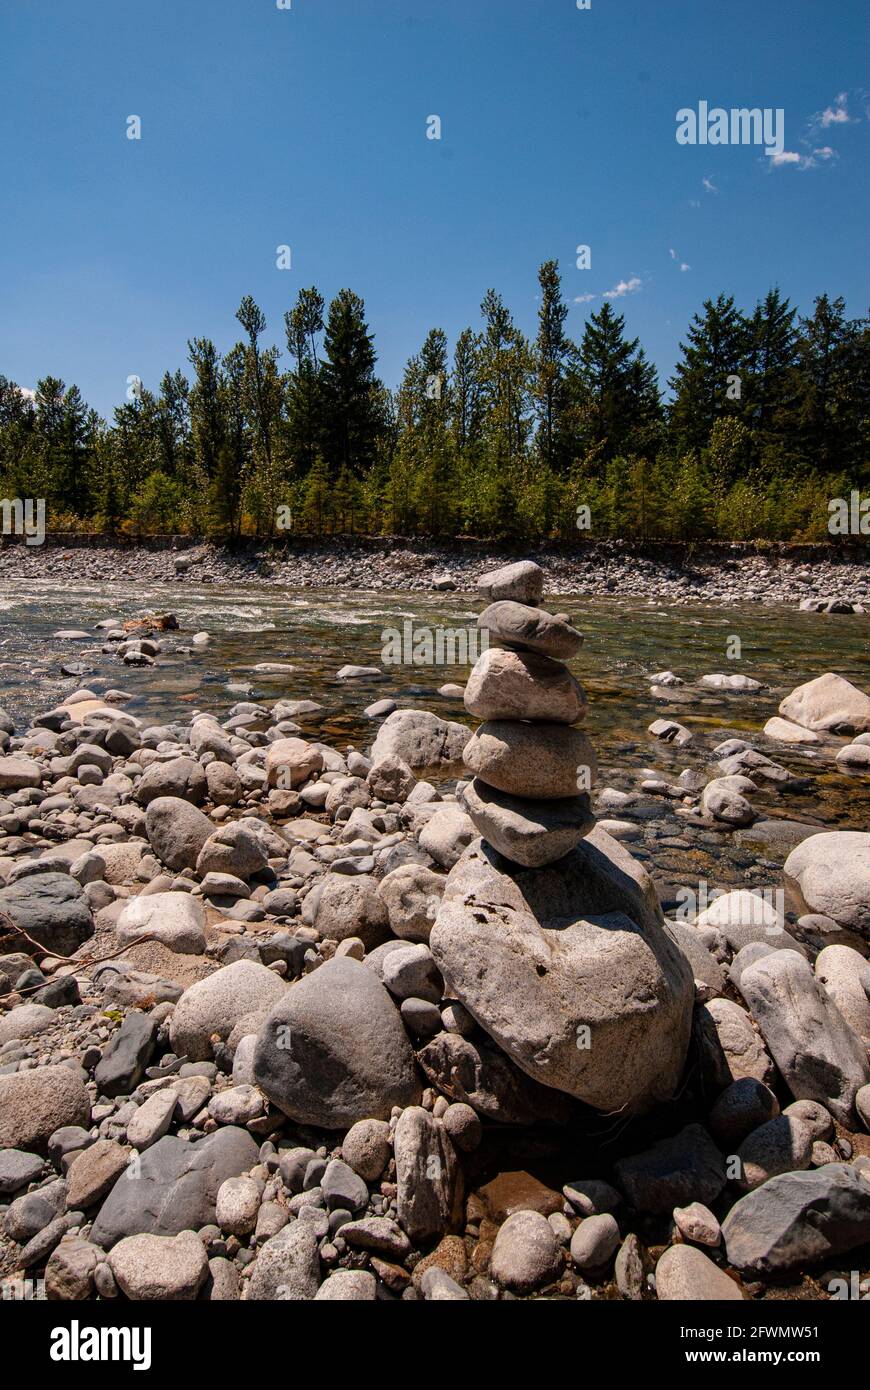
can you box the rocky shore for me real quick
[0,558,869,1305]
[2,535,870,607]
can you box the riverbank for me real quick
[0,559,869,1305]
[1,535,870,606]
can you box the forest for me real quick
[1,262,868,543]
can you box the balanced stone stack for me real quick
[430,559,695,1115]
[459,560,596,867]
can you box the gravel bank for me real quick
[1,536,869,606]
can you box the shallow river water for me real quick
[0,576,868,898]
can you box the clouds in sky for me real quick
[817,92,852,128]
[603,276,642,299]
[572,275,644,307]
[770,90,857,170]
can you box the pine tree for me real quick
[794,295,868,476]
[743,289,798,466]
[284,286,325,477]
[571,302,661,463]
[669,294,749,455]
[533,260,572,469]
[321,289,379,477]
[188,338,225,482]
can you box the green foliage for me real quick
[1,268,867,544]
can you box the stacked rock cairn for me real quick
[428,556,694,1117]
[459,560,597,867]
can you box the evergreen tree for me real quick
[669,294,749,454]
[212,342,251,538]
[284,286,325,477]
[321,289,379,476]
[572,302,661,463]
[451,328,483,455]
[188,338,225,482]
[533,260,572,469]
[794,294,868,476]
[743,289,799,466]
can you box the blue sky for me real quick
[1,0,868,417]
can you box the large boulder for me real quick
[738,949,870,1126]
[464,647,586,724]
[784,831,870,935]
[145,796,214,872]
[778,672,870,734]
[429,833,693,1113]
[252,957,421,1128]
[370,710,471,768]
[135,756,207,806]
[0,873,93,956]
[0,1004,56,1046]
[476,560,544,605]
[0,1066,91,1153]
[722,1164,870,1273]
[169,960,287,1062]
[116,892,207,955]
[90,1127,259,1249]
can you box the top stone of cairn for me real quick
[477,560,544,607]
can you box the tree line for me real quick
[1,263,868,543]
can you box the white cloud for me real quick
[819,92,852,127]
[702,176,718,193]
[603,276,642,300]
[669,248,677,259]
[680,263,690,272]
[768,145,838,171]
[573,293,597,304]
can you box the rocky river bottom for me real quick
[0,567,868,1304]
